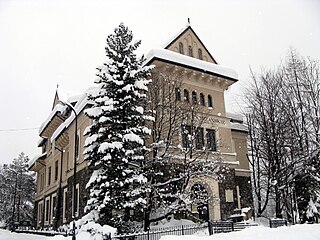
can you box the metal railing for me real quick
[269,219,288,228]
[113,223,207,240]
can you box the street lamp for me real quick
[59,100,77,240]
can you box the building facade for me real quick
[29,25,252,229]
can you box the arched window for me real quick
[184,89,189,102]
[188,46,193,57]
[200,93,205,106]
[192,91,197,104]
[208,95,213,108]
[198,48,203,60]
[175,88,181,101]
[179,42,184,54]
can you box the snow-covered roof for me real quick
[50,87,95,143]
[231,122,249,133]
[37,137,47,147]
[161,24,190,49]
[162,24,218,64]
[227,112,244,122]
[145,49,238,81]
[28,152,47,169]
[57,88,83,104]
[39,103,67,134]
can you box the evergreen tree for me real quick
[84,23,152,233]
[0,152,35,228]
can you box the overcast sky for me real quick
[0,0,319,164]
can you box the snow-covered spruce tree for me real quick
[84,23,152,234]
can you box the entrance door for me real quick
[191,184,209,221]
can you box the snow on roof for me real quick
[161,24,190,49]
[57,88,82,104]
[50,87,95,143]
[39,103,67,134]
[231,122,249,133]
[28,152,47,169]
[37,137,47,147]
[227,112,244,122]
[145,49,238,81]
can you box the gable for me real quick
[52,90,60,110]
[164,26,218,64]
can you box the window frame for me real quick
[188,45,193,57]
[208,95,213,108]
[192,91,197,105]
[200,93,205,106]
[184,89,190,102]
[198,48,203,60]
[179,42,184,54]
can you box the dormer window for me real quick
[198,48,203,60]
[179,42,184,54]
[188,46,193,57]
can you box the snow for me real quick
[50,91,89,142]
[230,122,249,132]
[1,224,320,240]
[98,141,123,153]
[160,224,320,240]
[161,24,190,49]
[39,103,67,134]
[145,49,238,81]
[123,133,144,144]
[28,152,47,168]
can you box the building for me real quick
[29,24,252,229]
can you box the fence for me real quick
[113,223,207,240]
[112,221,258,240]
[269,219,288,228]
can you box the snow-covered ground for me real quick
[0,229,67,240]
[161,224,320,240]
[1,224,320,240]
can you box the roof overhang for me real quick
[28,152,47,171]
[145,49,238,83]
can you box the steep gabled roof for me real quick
[163,24,218,64]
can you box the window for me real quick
[208,95,213,108]
[195,128,204,149]
[40,172,44,192]
[51,194,56,224]
[38,202,43,226]
[192,91,197,104]
[184,89,189,102]
[48,166,51,186]
[200,93,205,106]
[175,88,181,101]
[45,196,51,223]
[198,48,203,60]
[188,46,193,57]
[179,42,184,54]
[73,184,80,218]
[66,149,70,171]
[181,125,192,149]
[63,188,68,223]
[206,129,216,151]
[55,160,58,181]
[75,130,80,161]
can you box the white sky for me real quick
[0,0,319,164]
